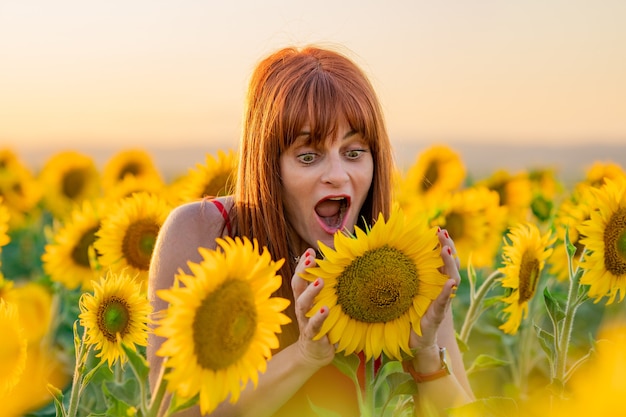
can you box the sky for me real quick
[1,0,625,156]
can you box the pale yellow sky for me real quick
[1,0,625,153]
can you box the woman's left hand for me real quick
[409,227,460,350]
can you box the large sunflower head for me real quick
[396,144,466,204]
[498,222,555,335]
[79,270,151,367]
[42,199,106,291]
[38,151,102,219]
[94,192,172,285]
[174,149,238,204]
[577,176,626,304]
[302,207,447,361]
[0,299,28,399]
[154,236,291,415]
[101,148,163,193]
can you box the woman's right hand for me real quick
[290,248,335,368]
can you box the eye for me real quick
[297,152,317,164]
[345,149,366,160]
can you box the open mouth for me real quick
[315,196,350,233]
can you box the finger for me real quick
[303,305,329,339]
[442,245,461,286]
[291,248,316,298]
[431,278,457,322]
[438,227,460,269]
[295,277,325,324]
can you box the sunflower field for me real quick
[0,144,625,417]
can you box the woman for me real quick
[148,45,474,416]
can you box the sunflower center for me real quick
[63,168,86,199]
[122,219,160,270]
[445,212,464,240]
[118,163,141,180]
[518,252,540,303]
[204,172,232,198]
[604,207,626,276]
[491,182,508,206]
[421,162,439,193]
[72,226,100,267]
[336,245,418,323]
[192,279,257,370]
[98,296,131,342]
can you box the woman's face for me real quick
[280,119,374,251]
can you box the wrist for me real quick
[403,345,451,383]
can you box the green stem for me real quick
[362,359,375,417]
[553,251,587,390]
[146,358,169,417]
[459,270,502,344]
[66,332,88,417]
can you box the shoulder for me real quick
[156,196,234,265]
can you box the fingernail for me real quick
[313,279,320,287]
[320,307,326,314]
[305,258,311,266]
[447,247,452,255]
[444,231,449,239]
[437,226,441,233]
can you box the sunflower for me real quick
[174,149,238,204]
[38,150,101,219]
[577,177,626,304]
[95,192,172,285]
[429,186,507,269]
[154,236,291,415]
[498,222,555,335]
[0,162,42,229]
[101,148,163,193]
[104,173,165,203]
[42,199,106,291]
[0,299,28,398]
[1,281,53,344]
[303,207,448,361]
[79,270,151,367]
[548,186,593,282]
[583,161,625,189]
[396,144,466,205]
[476,169,533,226]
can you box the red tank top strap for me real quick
[210,199,232,237]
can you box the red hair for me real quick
[234,46,395,345]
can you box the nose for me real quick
[321,154,349,186]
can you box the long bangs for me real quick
[277,56,381,152]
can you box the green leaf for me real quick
[121,342,150,383]
[331,353,361,383]
[168,393,199,415]
[534,324,556,367]
[46,383,66,417]
[466,354,509,375]
[543,287,565,326]
[564,226,576,259]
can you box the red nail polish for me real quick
[437,226,441,233]
[314,279,320,287]
[444,231,449,239]
[447,247,452,255]
[320,307,326,314]
[305,259,311,266]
